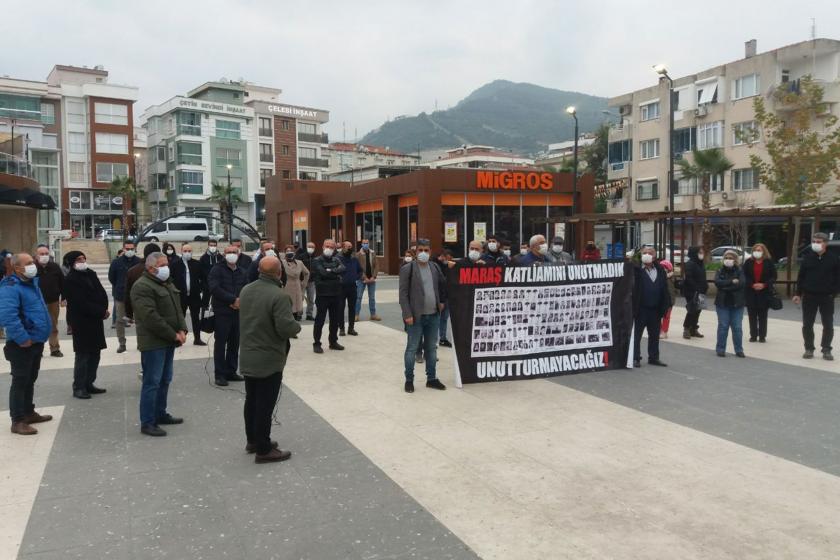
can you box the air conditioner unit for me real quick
[721,192,729,200]
[695,106,708,117]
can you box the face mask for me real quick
[538,244,548,255]
[552,245,563,253]
[812,242,824,253]
[641,254,654,264]
[166,250,174,256]
[416,251,430,263]
[520,248,528,256]
[723,259,735,268]
[343,248,353,255]
[752,251,763,260]
[468,250,481,261]
[225,253,238,264]
[361,243,369,250]
[322,248,334,258]
[156,266,170,281]
[23,264,38,278]
[487,242,498,252]
[264,250,277,258]
[74,262,88,272]
[285,252,295,260]
[182,252,192,260]
[124,250,135,259]
[306,247,315,255]
[697,253,705,260]
[404,256,413,263]
[503,249,511,257]
[37,255,50,265]
[208,246,218,254]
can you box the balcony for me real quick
[299,157,329,168]
[258,128,273,137]
[607,122,632,142]
[177,123,201,136]
[260,153,274,163]
[0,152,34,179]
[298,132,329,144]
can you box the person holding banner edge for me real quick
[632,247,671,368]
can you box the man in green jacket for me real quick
[131,252,188,437]
[239,256,301,463]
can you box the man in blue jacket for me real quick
[338,240,362,337]
[107,240,140,353]
[0,253,53,435]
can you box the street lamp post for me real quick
[654,64,676,263]
[132,151,140,237]
[226,163,233,240]
[566,106,579,256]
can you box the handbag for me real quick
[686,292,707,313]
[768,289,783,311]
[199,307,215,333]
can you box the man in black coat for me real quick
[793,232,840,360]
[230,239,253,271]
[682,246,708,339]
[199,240,223,308]
[107,240,140,353]
[34,244,64,357]
[208,245,249,386]
[170,243,206,345]
[311,239,345,353]
[247,240,277,283]
[632,247,672,368]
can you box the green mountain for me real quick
[360,80,609,156]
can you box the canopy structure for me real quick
[0,184,56,209]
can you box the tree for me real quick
[583,123,609,185]
[207,181,243,241]
[677,148,734,256]
[108,176,145,241]
[749,75,840,256]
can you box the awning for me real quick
[0,185,56,210]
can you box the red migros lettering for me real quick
[475,171,554,191]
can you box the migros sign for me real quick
[476,171,553,191]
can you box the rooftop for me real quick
[327,143,418,157]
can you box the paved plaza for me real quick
[2,273,840,559]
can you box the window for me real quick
[157,146,166,161]
[215,147,241,168]
[176,111,202,136]
[69,190,92,210]
[299,171,317,180]
[640,139,660,160]
[709,173,724,192]
[636,180,659,200]
[40,103,55,125]
[95,163,129,183]
[281,145,289,156]
[282,170,290,179]
[298,122,316,134]
[299,146,317,159]
[697,83,719,105]
[697,121,723,150]
[94,103,128,125]
[176,142,202,165]
[733,74,759,100]
[608,140,631,165]
[0,94,41,119]
[95,133,128,154]
[68,132,86,153]
[178,170,204,194]
[155,174,168,190]
[66,100,85,125]
[69,162,87,183]
[260,169,273,187]
[732,121,759,145]
[354,209,384,256]
[733,168,759,191]
[676,177,697,196]
[281,119,290,130]
[260,143,273,162]
[32,153,58,186]
[168,143,175,162]
[215,120,240,139]
[672,127,696,156]
[640,101,660,121]
[259,117,272,137]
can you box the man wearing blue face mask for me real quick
[355,238,381,322]
[130,252,188,437]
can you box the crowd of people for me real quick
[0,231,837,460]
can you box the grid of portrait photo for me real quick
[470,282,613,358]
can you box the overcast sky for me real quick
[7,0,839,139]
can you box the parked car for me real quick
[139,217,221,243]
[709,246,752,264]
[629,245,685,264]
[96,229,137,243]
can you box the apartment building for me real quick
[606,38,840,246]
[424,145,534,169]
[535,135,596,168]
[324,143,420,175]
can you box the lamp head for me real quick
[226,163,233,170]
[653,64,668,76]
[565,106,576,115]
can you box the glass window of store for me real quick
[329,208,344,244]
[493,194,521,249]
[292,210,308,248]
[522,196,550,244]
[398,196,419,257]
[441,193,466,258]
[466,194,493,248]
[354,201,384,256]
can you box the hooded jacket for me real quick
[0,274,51,345]
[682,247,708,298]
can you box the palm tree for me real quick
[108,176,145,241]
[207,181,243,241]
[677,148,734,257]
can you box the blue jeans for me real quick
[404,313,440,381]
[439,303,450,341]
[715,305,744,354]
[355,280,376,316]
[140,347,175,426]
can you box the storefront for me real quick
[265,168,594,274]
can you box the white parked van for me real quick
[140,217,220,243]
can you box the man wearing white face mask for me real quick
[208,245,249,385]
[516,234,550,266]
[34,244,64,357]
[466,240,488,266]
[547,236,572,265]
[632,247,671,368]
[794,232,840,360]
[170,243,206,345]
[199,240,222,309]
[311,239,346,353]
[247,240,277,283]
[482,234,508,265]
[107,240,140,353]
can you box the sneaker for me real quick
[354,314,360,322]
[313,344,324,354]
[426,379,446,390]
[370,315,382,321]
[50,350,63,358]
[328,343,345,351]
[438,339,453,348]
[140,424,167,437]
[22,412,52,424]
[823,350,834,361]
[255,448,292,464]
[803,349,815,359]
[116,344,127,354]
[11,422,37,436]
[347,329,359,336]
[246,441,278,454]
[404,381,414,393]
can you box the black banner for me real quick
[446,260,634,384]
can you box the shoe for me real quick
[328,343,345,351]
[404,381,414,393]
[226,374,245,382]
[648,359,667,367]
[215,377,229,386]
[86,385,106,395]
[717,351,726,357]
[426,379,447,390]
[313,344,324,354]
[22,411,52,424]
[246,440,278,454]
[416,354,424,364]
[439,339,453,348]
[736,352,746,358]
[633,360,641,368]
[194,339,207,346]
[50,350,63,357]
[347,329,358,336]
[11,422,37,435]
[339,328,346,337]
[73,389,91,399]
[255,448,292,464]
[803,349,815,359]
[355,314,360,322]
[749,337,757,343]
[156,414,184,425]
[759,337,766,343]
[823,350,834,361]
[116,345,126,354]
[691,330,704,338]
[306,315,315,321]
[370,315,382,321]
[140,424,167,437]
[682,329,691,340]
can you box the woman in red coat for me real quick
[581,241,601,262]
[743,243,777,343]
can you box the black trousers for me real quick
[339,283,357,331]
[244,371,283,455]
[747,305,769,339]
[802,293,835,351]
[182,297,203,341]
[214,312,240,379]
[634,307,661,362]
[683,308,701,331]
[4,342,43,422]
[73,351,101,391]
[313,295,342,345]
